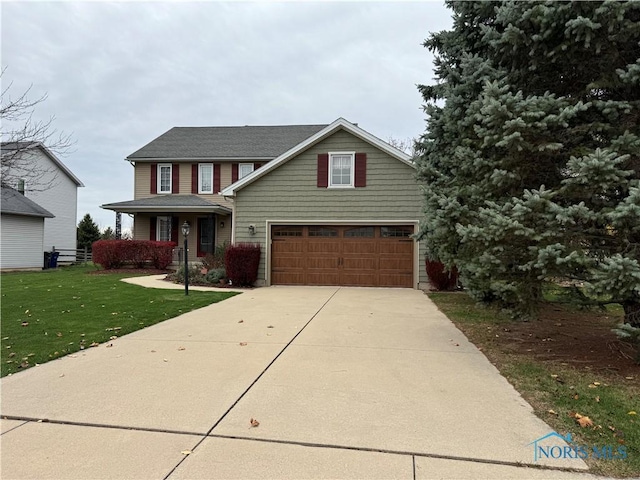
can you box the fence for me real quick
[45,247,92,268]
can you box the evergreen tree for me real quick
[100,226,115,240]
[77,214,101,252]
[417,1,640,324]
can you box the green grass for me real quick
[1,265,238,376]
[429,292,639,477]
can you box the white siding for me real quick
[17,149,80,251]
[0,214,45,269]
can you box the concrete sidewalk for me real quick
[1,280,601,479]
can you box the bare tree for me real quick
[1,68,74,192]
[387,136,417,157]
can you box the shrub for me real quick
[425,258,459,291]
[168,264,206,285]
[92,240,176,270]
[225,243,261,287]
[205,268,226,284]
[202,242,228,270]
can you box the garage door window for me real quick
[344,227,374,237]
[309,226,338,237]
[273,226,303,237]
[381,226,412,238]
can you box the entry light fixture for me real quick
[248,224,256,235]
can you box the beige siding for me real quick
[233,129,427,287]
[134,163,152,199]
[133,215,150,240]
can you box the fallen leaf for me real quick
[250,418,260,428]
[238,320,244,323]
[8,352,16,358]
[239,342,247,346]
[177,347,186,351]
[625,376,634,380]
[595,396,600,403]
[629,411,637,416]
[181,450,192,456]
[550,374,558,379]
[163,358,168,362]
[577,416,594,428]
[109,336,117,340]
[106,343,113,348]
[150,350,156,353]
[59,374,65,378]
[21,322,29,327]
[90,342,99,347]
[548,409,558,415]
[56,332,62,337]
[593,382,601,386]
[573,394,579,400]
[267,325,274,329]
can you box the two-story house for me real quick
[102,118,428,288]
[1,142,84,269]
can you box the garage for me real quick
[271,225,414,287]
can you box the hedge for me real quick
[225,243,261,287]
[92,240,176,270]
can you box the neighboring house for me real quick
[1,186,54,269]
[1,142,84,254]
[102,118,427,288]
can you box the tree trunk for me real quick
[622,301,640,327]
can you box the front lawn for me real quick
[429,292,639,477]
[1,265,238,377]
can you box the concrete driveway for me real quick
[1,282,598,479]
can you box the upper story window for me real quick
[199,163,213,194]
[239,163,254,179]
[329,152,354,188]
[158,164,172,194]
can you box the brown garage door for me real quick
[271,225,414,287]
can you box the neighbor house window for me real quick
[17,179,25,195]
[329,152,354,187]
[199,163,213,194]
[158,164,172,194]
[157,216,172,241]
[239,163,254,179]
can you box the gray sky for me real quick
[2,1,452,231]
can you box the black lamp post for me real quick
[182,221,190,296]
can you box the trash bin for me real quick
[43,252,51,270]
[50,252,60,268]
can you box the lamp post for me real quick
[181,221,190,296]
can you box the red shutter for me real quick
[150,216,157,240]
[317,153,329,188]
[172,164,179,193]
[191,164,198,194]
[254,162,263,170]
[171,216,179,243]
[232,163,239,183]
[214,164,221,193]
[355,153,367,187]
[150,164,157,194]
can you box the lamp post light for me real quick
[181,221,190,296]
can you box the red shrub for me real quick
[92,240,175,270]
[225,243,261,287]
[425,259,459,291]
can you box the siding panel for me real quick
[1,214,45,269]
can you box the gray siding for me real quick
[233,129,427,286]
[1,214,45,269]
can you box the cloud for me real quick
[2,1,452,229]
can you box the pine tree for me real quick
[417,1,640,324]
[100,226,115,240]
[77,214,101,252]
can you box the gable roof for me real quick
[1,142,84,187]
[126,124,329,161]
[221,118,414,197]
[1,186,54,218]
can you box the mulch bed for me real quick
[487,302,639,378]
[87,268,171,276]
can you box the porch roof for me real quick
[101,195,232,215]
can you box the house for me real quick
[102,118,427,288]
[1,186,54,269]
[1,142,84,257]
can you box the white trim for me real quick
[101,205,232,214]
[157,163,172,194]
[198,163,214,194]
[264,219,419,288]
[221,118,414,197]
[328,151,355,188]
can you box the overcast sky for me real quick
[2,1,453,231]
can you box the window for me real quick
[273,226,303,237]
[17,179,25,195]
[308,226,338,237]
[329,152,354,187]
[239,163,254,179]
[158,164,172,194]
[157,216,172,241]
[381,226,412,238]
[345,227,374,238]
[199,163,213,193]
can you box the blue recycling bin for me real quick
[49,252,60,268]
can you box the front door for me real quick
[197,215,215,258]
